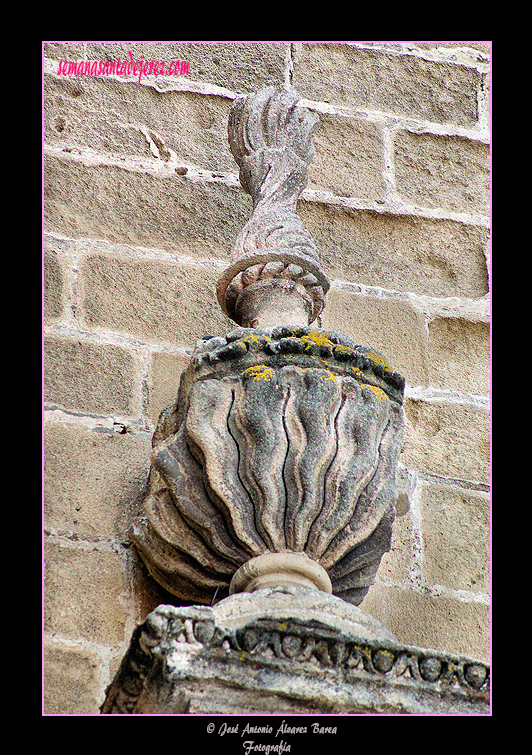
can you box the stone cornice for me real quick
[101,604,490,715]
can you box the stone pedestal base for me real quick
[101,586,489,715]
[216,585,395,641]
[229,555,333,595]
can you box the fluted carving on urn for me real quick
[131,88,406,609]
[132,328,405,606]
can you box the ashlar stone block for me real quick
[44,641,102,715]
[43,153,250,258]
[308,111,386,200]
[79,253,234,345]
[420,481,490,592]
[44,73,235,173]
[84,42,289,93]
[427,316,490,395]
[292,44,482,128]
[394,130,490,216]
[44,422,151,541]
[147,351,191,426]
[44,540,129,646]
[299,202,490,298]
[401,397,490,484]
[44,246,65,321]
[44,335,138,416]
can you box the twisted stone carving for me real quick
[217,87,329,328]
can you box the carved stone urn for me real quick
[130,87,406,611]
[102,88,492,716]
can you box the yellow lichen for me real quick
[321,370,337,383]
[243,333,271,344]
[362,383,388,401]
[366,350,392,371]
[334,345,352,355]
[244,365,276,381]
[302,367,337,383]
[301,329,334,348]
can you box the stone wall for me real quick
[43,42,491,715]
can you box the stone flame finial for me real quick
[130,87,406,610]
[216,87,329,329]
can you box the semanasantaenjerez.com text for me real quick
[56,50,190,83]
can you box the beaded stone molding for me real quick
[185,326,405,404]
[101,605,490,715]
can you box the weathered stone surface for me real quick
[43,44,491,716]
[409,42,490,56]
[44,42,85,60]
[44,422,151,541]
[147,351,191,425]
[217,88,329,327]
[213,585,396,641]
[419,481,490,592]
[427,317,490,395]
[43,153,250,258]
[44,335,139,416]
[44,72,234,172]
[132,327,404,607]
[361,584,490,664]
[84,42,289,93]
[44,540,129,645]
[377,508,415,582]
[229,553,333,595]
[299,202,489,298]
[79,253,234,345]
[44,246,65,321]
[401,397,489,484]
[394,130,490,215]
[308,111,386,200]
[292,44,482,127]
[44,641,102,715]
[44,74,151,158]
[101,598,490,715]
